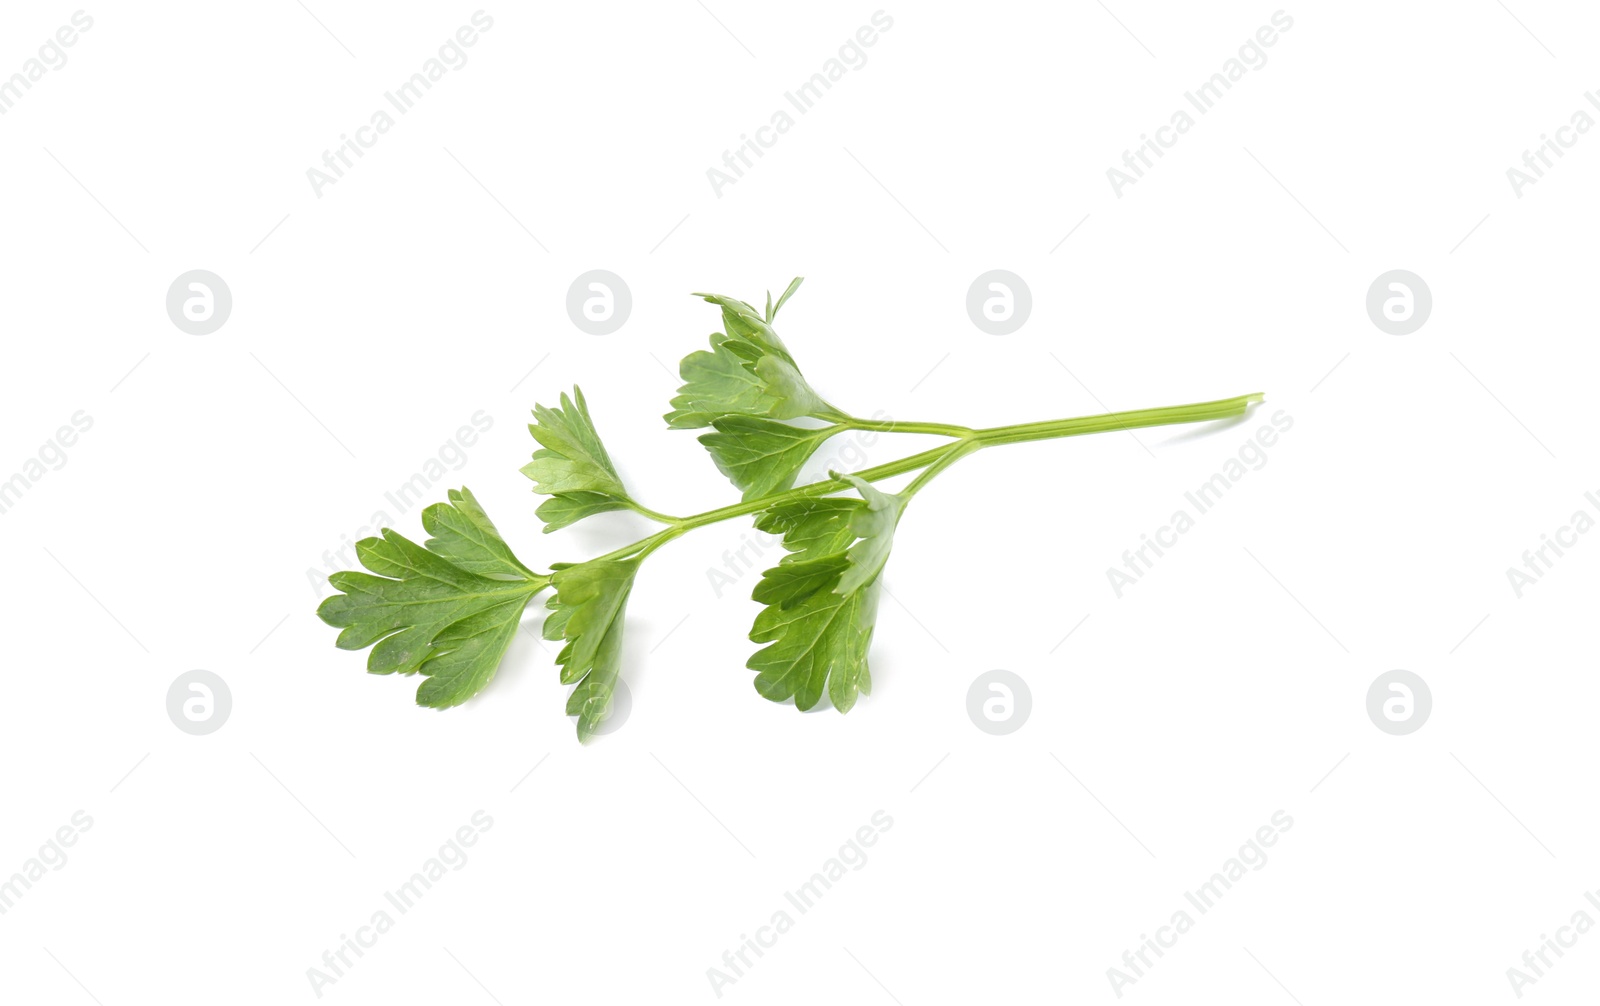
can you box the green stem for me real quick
[624,501,683,525]
[840,417,975,438]
[970,393,1264,448]
[586,441,956,564]
[583,393,1263,566]
[901,438,980,498]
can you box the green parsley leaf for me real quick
[752,497,863,562]
[317,487,549,708]
[767,276,804,322]
[664,281,842,429]
[698,416,839,501]
[521,387,635,532]
[746,475,907,713]
[544,557,642,741]
[313,270,1265,743]
[701,289,798,362]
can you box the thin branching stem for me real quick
[580,393,1263,568]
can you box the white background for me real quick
[1,1,1596,1003]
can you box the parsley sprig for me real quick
[319,279,1263,740]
